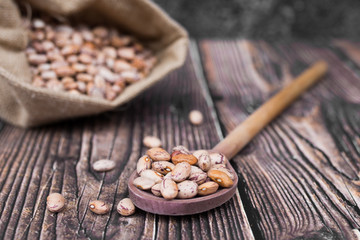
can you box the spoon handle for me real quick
[212,60,328,159]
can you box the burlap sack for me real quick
[0,0,188,127]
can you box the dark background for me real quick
[154,0,360,39]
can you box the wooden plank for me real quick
[333,39,360,67]
[0,44,254,239]
[199,40,360,239]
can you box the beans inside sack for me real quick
[26,18,157,101]
[133,146,235,200]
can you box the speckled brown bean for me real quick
[87,65,98,75]
[32,76,45,87]
[46,193,65,212]
[93,26,108,38]
[152,161,175,175]
[177,180,198,199]
[140,169,163,183]
[171,145,191,158]
[41,70,57,79]
[105,85,117,101]
[78,53,92,64]
[46,79,63,91]
[160,179,178,199]
[171,162,191,182]
[42,41,54,51]
[33,19,45,29]
[118,47,135,60]
[132,58,146,70]
[164,172,172,180]
[72,63,87,73]
[193,150,211,171]
[103,47,117,58]
[188,166,207,184]
[210,164,235,180]
[38,63,51,71]
[207,169,234,187]
[188,110,204,125]
[89,200,110,214]
[28,54,47,64]
[61,44,79,56]
[192,150,207,159]
[98,67,116,82]
[55,66,75,77]
[209,152,228,165]
[146,148,171,161]
[77,73,93,82]
[114,59,132,72]
[151,183,162,197]
[92,159,116,172]
[133,177,156,190]
[172,154,198,165]
[110,35,130,47]
[68,89,81,95]
[121,71,139,84]
[117,198,135,216]
[198,182,219,196]
[143,136,162,148]
[136,155,152,175]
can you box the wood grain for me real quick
[1,39,359,239]
[200,40,360,239]
[0,44,254,239]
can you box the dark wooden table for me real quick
[0,40,359,240]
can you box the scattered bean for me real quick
[189,110,203,125]
[117,198,135,216]
[47,193,65,212]
[92,159,116,172]
[89,200,110,214]
[143,136,162,148]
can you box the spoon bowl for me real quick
[128,161,238,216]
[128,61,327,216]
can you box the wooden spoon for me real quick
[128,61,328,216]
